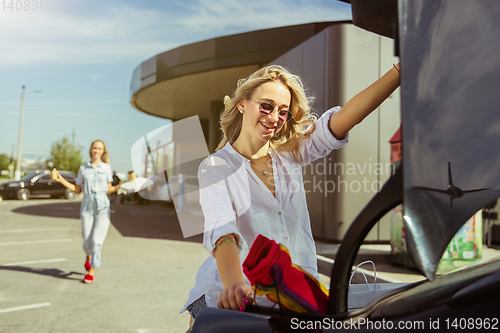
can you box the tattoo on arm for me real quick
[214,234,238,256]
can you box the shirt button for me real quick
[278,212,282,216]
[284,236,289,241]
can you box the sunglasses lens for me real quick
[255,100,292,122]
[279,111,290,121]
[259,102,274,113]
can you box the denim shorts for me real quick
[186,295,206,319]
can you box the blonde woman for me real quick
[57,140,121,283]
[181,64,400,323]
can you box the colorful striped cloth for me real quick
[242,234,329,314]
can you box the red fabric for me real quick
[243,234,329,314]
[243,234,281,286]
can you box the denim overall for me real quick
[76,162,112,267]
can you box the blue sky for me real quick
[0,0,351,174]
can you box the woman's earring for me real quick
[239,109,244,114]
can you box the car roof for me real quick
[30,170,76,178]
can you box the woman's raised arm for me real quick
[56,172,81,194]
[107,183,121,194]
[329,63,400,140]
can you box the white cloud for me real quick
[0,5,179,66]
[0,99,127,108]
[0,0,351,67]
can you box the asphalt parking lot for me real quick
[0,195,378,333]
[4,194,483,332]
[0,195,428,333]
[0,197,205,333]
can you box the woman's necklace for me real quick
[232,141,271,175]
[250,156,271,175]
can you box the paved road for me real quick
[0,197,205,333]
[0,195,436,332]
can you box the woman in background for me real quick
[57,140,121,283]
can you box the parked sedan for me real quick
[0,170,77,200]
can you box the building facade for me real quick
[129,21,400,242]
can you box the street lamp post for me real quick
[14,86,26,180]
[14,86,42,180]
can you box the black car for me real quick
[0,170,76,200]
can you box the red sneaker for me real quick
[83,274,94,284]
[84,261,91,271]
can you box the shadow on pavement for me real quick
[10,200,203,243]
[12,201,81,219]
[110,201,203,243]
[0,266,84,281]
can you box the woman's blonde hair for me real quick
[216,65,317,163]
[89,140,109,164]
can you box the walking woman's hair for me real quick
[89,140,109,164]
[217,65,317,163]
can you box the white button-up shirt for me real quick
[181,106,348,312]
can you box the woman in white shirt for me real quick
[182,64,400,323]
[57,140,121,283]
